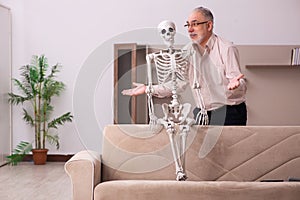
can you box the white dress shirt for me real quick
[152,34,246,111]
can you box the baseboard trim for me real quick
[23,154,74,162]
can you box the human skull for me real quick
[157,20,176,48]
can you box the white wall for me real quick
[0,0,299,154]
[0,4,11,165]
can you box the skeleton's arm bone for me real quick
[192,48,200,89]
[146,54,154,86]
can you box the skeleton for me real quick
[145,20,195,181]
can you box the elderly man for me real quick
[122,6,247,126]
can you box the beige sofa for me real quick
[65,125,300,200]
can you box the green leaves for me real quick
[22,108,34,126]
[6,141,33,165]
[45,112,73,149]
[43,79,65,102]
[48,112,73,129]
[45,134,60,150]
[8,55,73,151]
[8,92,29,105]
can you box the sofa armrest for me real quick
[65,150,101,200]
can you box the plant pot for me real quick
[32,149,48,165]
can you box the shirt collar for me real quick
[205,34,217,51]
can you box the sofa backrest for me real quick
[101,125,300,182]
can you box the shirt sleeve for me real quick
[225,46,243,79]
[225,45,247,91]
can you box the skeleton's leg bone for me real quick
[165,123,187,181]
[159,118,186,181]
[179,129,187,174]
[158,119,183,174]
[178,118,195,175]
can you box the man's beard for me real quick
[192,35,205,45]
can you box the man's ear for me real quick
[207,21,213,31]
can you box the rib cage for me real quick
[153,50,189,84]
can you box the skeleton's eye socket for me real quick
[161,29,166,34]
[169,28,174,32]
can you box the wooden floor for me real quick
[0,162,72,200]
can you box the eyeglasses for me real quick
[184,21,209,28]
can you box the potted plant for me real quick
[7,55,73,165]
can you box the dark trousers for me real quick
[193,102,247,126]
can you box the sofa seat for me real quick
[95,180,300,200]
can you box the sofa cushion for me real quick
[94,180,300,200]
